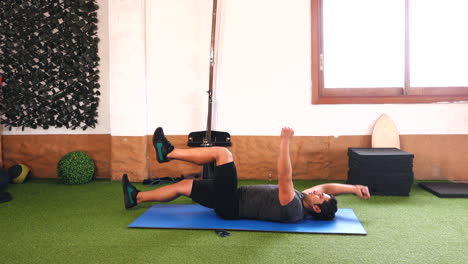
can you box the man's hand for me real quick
[355,185,371,199]
[281,127,294,140]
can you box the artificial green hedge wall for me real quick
[0,0,100,130]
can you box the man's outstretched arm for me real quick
[304,183,371,199]
[277,127,296,205]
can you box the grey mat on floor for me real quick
[418,182,468,198]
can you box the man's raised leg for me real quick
[153,127,233,166]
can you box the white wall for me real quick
[146,0,468,136]
[146,0,213,136]
[3,0,468,137]
[108,0,147,136]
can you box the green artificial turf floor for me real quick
[0,179,466,264]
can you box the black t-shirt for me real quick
[237,184,306,223]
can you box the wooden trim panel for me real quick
[148,134,468,181]
[3,134,111,179]
[2,134,467,181]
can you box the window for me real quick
[311,0,468,104]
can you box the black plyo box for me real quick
[347,148,414,196]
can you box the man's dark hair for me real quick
[308,195,338,220]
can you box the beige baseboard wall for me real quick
[3,134,112,179]
[2,134,468,181]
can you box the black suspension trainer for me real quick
[187,0,231,179]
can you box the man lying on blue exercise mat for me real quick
[122,127,371,222]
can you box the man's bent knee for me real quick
[216,147,233,166]
[177,179,194,196]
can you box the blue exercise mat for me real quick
[128,204,367,235]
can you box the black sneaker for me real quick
[122,174,139,209]
[153,127,174,163]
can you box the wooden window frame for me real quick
[311,0,468,104]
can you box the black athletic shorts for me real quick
[190,162,240,219]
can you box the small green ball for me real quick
[57,151,95,185]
